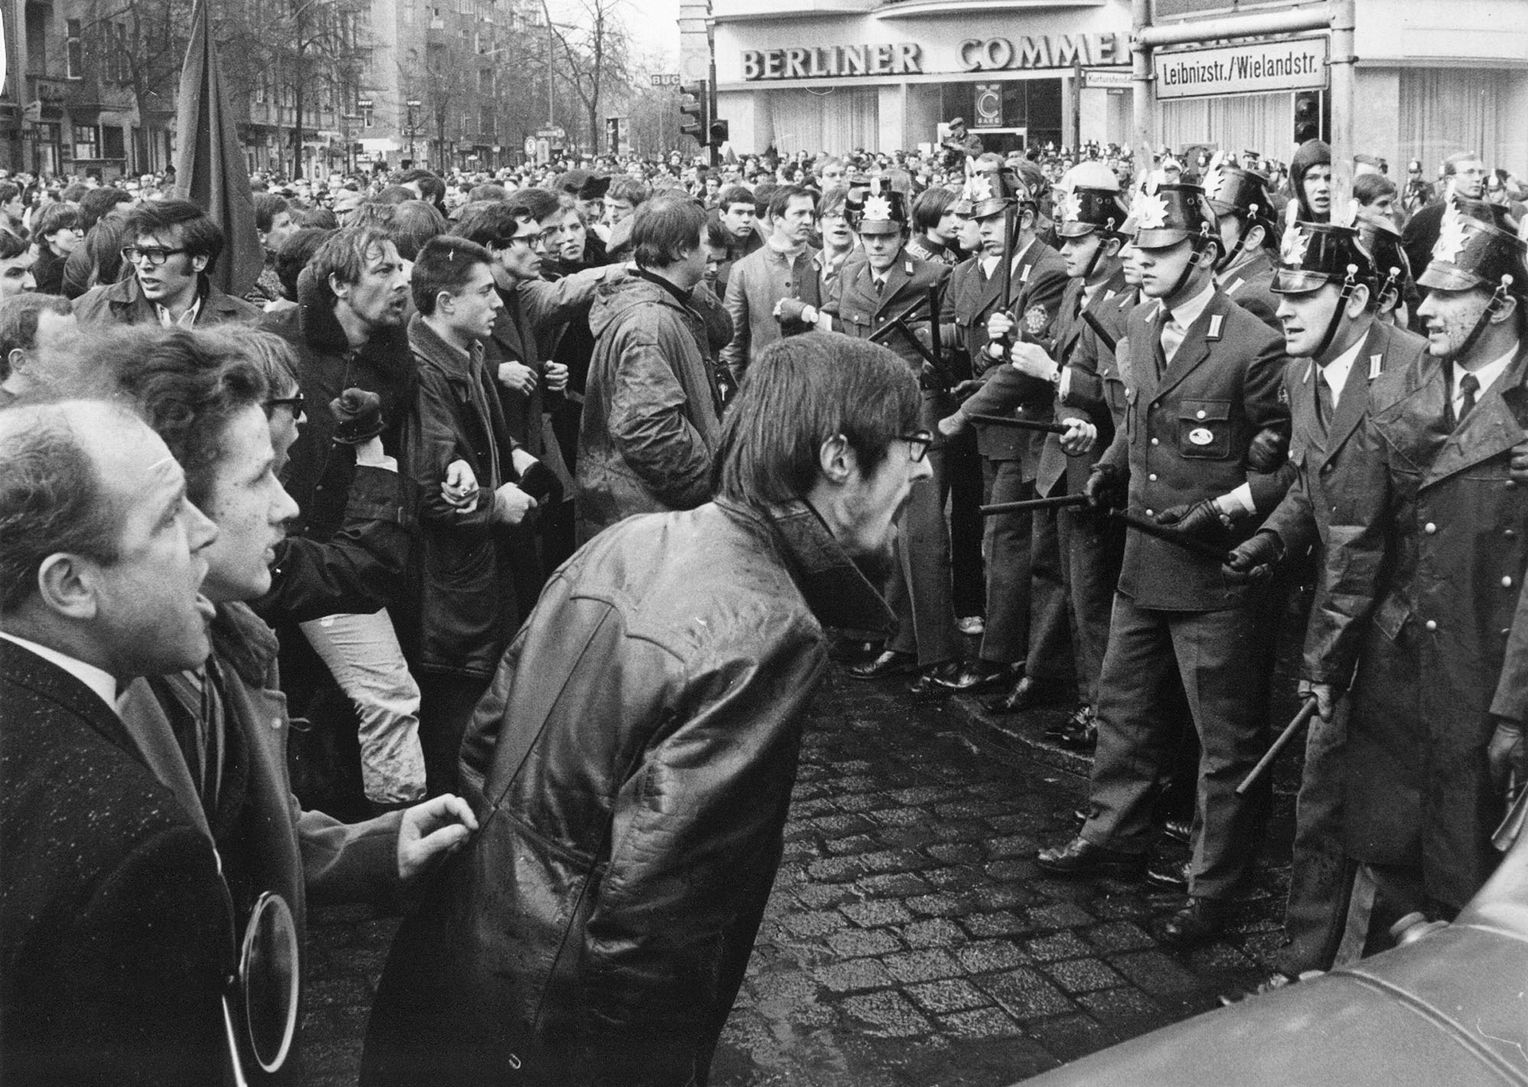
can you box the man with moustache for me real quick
[1,398,227,1086]
[1303,206,1528,941]
[1223,221,1427,985]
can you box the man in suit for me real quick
[721,184,823,388]
[1303,206,1528,941]
[1223,222,1428,984]
[1207,159,1282,331]
[821,183,961,692]
[0,398,228,1085]
[1035,184,1292,947]
[935,167,1070,692]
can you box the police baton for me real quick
[1236,698,1320,795]
[1111,509,1234,562]
[966,413,1070,435]
[981,494,1089,517]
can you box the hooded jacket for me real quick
[261,265,417,542]
[575,271,723,543]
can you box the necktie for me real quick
[1457,372,1479,425]
[1159,312,1184,371]
[1315,370,1334,431]
[874,277,885,297]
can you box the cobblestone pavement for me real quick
[304,665,1301,1086]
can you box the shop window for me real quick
[1400,68,1514,176]
[65,19,83,79]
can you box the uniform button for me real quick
[271,717,282,730]
[1148,473,1158,481]
[1424,619,1438,632]
[1507,529,1518,539]
[1508,479,1518,489]
[1504,576,1515,589]
[1150,437,1160,446]
[1145,508,1155,517]
[1196,410,1206,419]
[1423,522,1436,534]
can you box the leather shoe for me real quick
[934,659,1022,692]
[829,637,881,664]
[1145,859,1191,890]
[1158,897,1231,947]
[985,675,1063,714]
[846,649,918,680]
[1035,836,1146,879]
[956,615,986,636]
[907,662,961,697]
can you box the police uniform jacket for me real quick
[1218,247,1281,331]
[1303,342,1528,908]
[1263,320,1427,562]
[1097,288,1290,611]
[824,248,952,441]
[1063,288,1147,433]
[941,238,1068,466]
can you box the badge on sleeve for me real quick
[1024,304,1049,334]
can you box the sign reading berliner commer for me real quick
[1154,35,1329,100]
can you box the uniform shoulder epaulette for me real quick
[1369,353,1383,380]
[1206,313,1224,341]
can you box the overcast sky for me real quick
[549,0,682,69]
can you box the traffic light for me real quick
[1293,91,1322,144]
[680,82,708,143]
[708,119,729,148]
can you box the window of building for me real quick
[73,123,98,160]
[102,125,125,159]
[65,19,83,79]
[480,105,495,138]
[479,68,493,95]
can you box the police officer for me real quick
[1036,183,1292,947]
[1303,205,1528,938]
[822,182,961,691]
[1205,156,1283,330]
[1224,221,1428,983]
[935,165,1069,692]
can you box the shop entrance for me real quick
[941,78,1063,153]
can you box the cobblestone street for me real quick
[304,666,1300,1086]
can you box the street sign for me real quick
[650,74,681,87]
[535,125,566,140]
[523,136,537,156]
[1082,68,1133,90]
[1155,35,1329,100]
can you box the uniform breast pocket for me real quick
[1177,399,1232,460]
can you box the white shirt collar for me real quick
[1457,341,1519,407]
[1319,335,1367,401]
[1165,279,1216,330]
[0,631,118,711]
[156,294,202,329]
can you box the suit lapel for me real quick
[0,641,146,770]
[1423,347,1528,486]
[1151,293,1225,402]
[876,255,912,316]
[1319,323,1389,465]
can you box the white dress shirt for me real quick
[0,631,118,711]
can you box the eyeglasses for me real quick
[900,430,933,463]
[121,245,189,267]
[265,393,305,416]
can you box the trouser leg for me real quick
[1061,506,1123,706]
[978,458,1031,665]
[417,672,493,798]
[1024,503,1073,687]
[299,610,426,805]
[945,431,986,619]
[899,461,958,667]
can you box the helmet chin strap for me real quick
[1441,276,1514,363]
[1166,231,1215,301]
[1215,219,1248,274]
[1080,232,1107,281]
[1312,265,1361,362]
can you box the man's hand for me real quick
[774,298,819,326]
[1155,499,1232,542]
[1223,530,1283,582]
[1009,341,1058,381]
[1246,424,1291,473]
[1058,417,1096,457]
[1083,463,1126,510]
[1487,718,1526,795]
[443,459,480,513]
[543,361,569,394]
[937,411,970,438]
[355,435,398,473]
[397,793,478,882]
[985,311,1016,343]
[1298,679,1335,722]
[950,379,983,401]
[493,482,537,525]
[496,360,538,396]
[1509,440,1528,484]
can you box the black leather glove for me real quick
[1222,530,1284,583]
[329,387,386,445]
[1155,499,1232,542]
[1083,463,1127,511]
[1487,718,1526,795]
[1246,423,1290,473]
[515,460,564,508]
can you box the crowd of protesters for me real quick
[1,125,1527,1087]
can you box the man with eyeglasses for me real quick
[73,199,261,330]
[1403,151,1488,303]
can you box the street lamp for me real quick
[406,98,421,167]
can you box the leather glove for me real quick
[1297,678,1335,722]
[1155,498,1232,542]
[1246,423,1290,473]
[1487,718,1526,795]
[515,460,564,508]
[329,387,386,445]
[774,297,815,325]
[1083,463,1126,511]
[950,378,983,401]
[1509,440,1528,484]
[1222,530,1283,583]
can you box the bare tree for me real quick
[72,0,193,169]
[546,0,633,150]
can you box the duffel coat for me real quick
[1304,342,1528,908]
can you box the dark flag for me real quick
[174,0,263,297]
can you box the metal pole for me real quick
[1131,0,1154,176]
[1072,57,1082,152]
[1328,0,1357,215]
[1135,6,1334,47]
